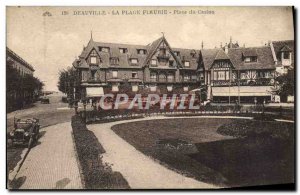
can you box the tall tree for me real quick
[272,70,294,99]
[57,67,79,99]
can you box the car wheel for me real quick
[28,137,33,149]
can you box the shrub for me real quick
[71,115,130,189]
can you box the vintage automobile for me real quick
[8,118,40,148]
[40,96,50,104]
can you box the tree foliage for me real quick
[57,67,79,98]
[7,60,44,111]
[273,70,294,97]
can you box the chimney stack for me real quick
[225,43,228,54]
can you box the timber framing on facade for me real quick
[73,35,294,103]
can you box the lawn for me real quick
[111,118,294,188]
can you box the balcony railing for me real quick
[84,77,101,83]
[212,78,274,86]
[157,54,171,61]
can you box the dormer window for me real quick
[99,47,110,53]
[110,57,119,65]
[281,51,292,66]
[119,48,127,54]
[130,58,138,64]
[151,59,157,66]
[244,56,257,63]
[283,52,290,59]
[132,72,138,78]
[190,50,196,58]
[174,51,180,56]
[89,50,98,65]
[184,61,190,67]
[137,49,147,55]
[90,57,97,64]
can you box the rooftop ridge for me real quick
[6,47,35,71]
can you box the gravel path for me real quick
[10,122,83,189]
[88,116,248,189]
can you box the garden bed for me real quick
[112,118,295,188]
[71,115,130,189]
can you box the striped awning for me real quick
[86,87,104,97]
[212,86,272,97]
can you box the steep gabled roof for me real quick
[228,46,275,70]
[199,48,220,70]
[143,36,184,68]
[78,38,149,69]
[143,36,164,66]
[200,46,275,70]
[272,40,294,67]
[280,45,292,52]
[173,48,200,70]
[215,49,230,60]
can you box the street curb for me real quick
[275,119,294,123]
[71,130,86,189]
[8,148,29,188]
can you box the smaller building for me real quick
[271,40,294,75]
[6,47,35,76]
[6,47,36,112]
[199,41,277,104]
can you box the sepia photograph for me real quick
[5,6,295,190]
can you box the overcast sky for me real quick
[7,6,294,91]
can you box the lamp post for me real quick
[238,69,241,105]
[82,98,87,124]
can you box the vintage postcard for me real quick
[6,6,295,190]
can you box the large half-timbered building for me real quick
[73,35,294,103]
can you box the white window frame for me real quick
[183,75,190,81]
[138,49,146,55]
[245,57,251,63]
[167,74,174,82]
[132,85,138,92]
[112,84,119,92]
[150,72,157,81]
[151,59,157,65]
[150,85,157,92]
[184,61,190,67]
[119,48,127,54]
[131,58,138,64]
[90,56,97,64]
[240,73,246,79]
[101,47,110,53]
[112,70,118,78]
[225,71,230,80]
[217,71,226,80]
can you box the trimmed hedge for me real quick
[71,115,130,189]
